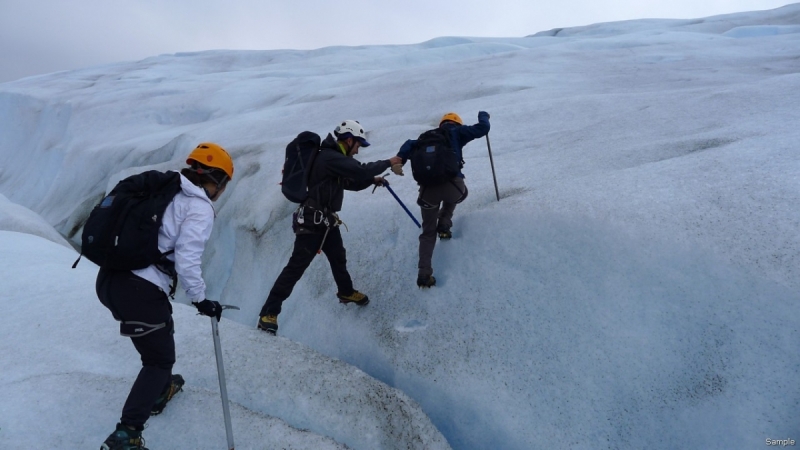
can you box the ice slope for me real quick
[0,227,448,449]
[1,3,799,449]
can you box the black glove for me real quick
[193,300,222,322]
[479,111,490,119]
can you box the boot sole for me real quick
[258,325,277,335]
[338,298,369,306]
[417,275,436,288]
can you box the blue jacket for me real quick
[397,111,491,178]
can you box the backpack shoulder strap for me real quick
[299,133,323,202]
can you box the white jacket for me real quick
[132,172,215,302]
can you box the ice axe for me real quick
[373,174,421,228]
[486,133,500,202]
[211,304,239,450]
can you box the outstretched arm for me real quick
[455,111,491,145]
[391,140,417,176]
[325,155,401,191]
[396,139,416,164]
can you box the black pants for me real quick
[96,268,175,428]
[260,227,353,317]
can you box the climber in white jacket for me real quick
[132,170,216,302]
[97,142,234,450]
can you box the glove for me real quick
[374,176,389,187]
[193,300,222,322]
[479,111,490,119]
[391,164,404,176]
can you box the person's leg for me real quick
[437,178,468,232]
[322,227,370,304]
[321,227,354,295]
[100,271,174,429]
[122,320,175,426]
[259,233,322,317]
[417,185,445,279]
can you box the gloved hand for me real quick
[192,299,222,322]
[479,111,490,119]
[374,176,389,187]
[391,164,404,176]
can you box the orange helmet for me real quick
[439,112,463,126]
[186,142,234,180]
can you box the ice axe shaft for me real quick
[486,134,500,202]
[211,304,239,450]
[385,183,421,228]
[373,174,421,228]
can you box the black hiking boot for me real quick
[416,275,436,288]
[258,315,278,335]
[150,374,184,416]
[337,290,370,306]
[100,423,148,450]
[436,225,452,240]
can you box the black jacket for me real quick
[306,134,391,212]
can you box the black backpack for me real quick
[73,170,182,272]
[410,128,460,186]
[281,131,322,203]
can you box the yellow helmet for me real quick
[439,112,463,126]
[186,142,234,180]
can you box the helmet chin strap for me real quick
[203,180,227,201]
[346,138,362,156]
[192,164,228,200]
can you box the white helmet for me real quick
[334,119,370,147]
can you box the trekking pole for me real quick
[486,134,500,202]
[212,304,240,450]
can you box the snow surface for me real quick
[1,3,800,449]
[0,193,71,248]
[0,231,447,449]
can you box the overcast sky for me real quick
[0,0,793,83]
